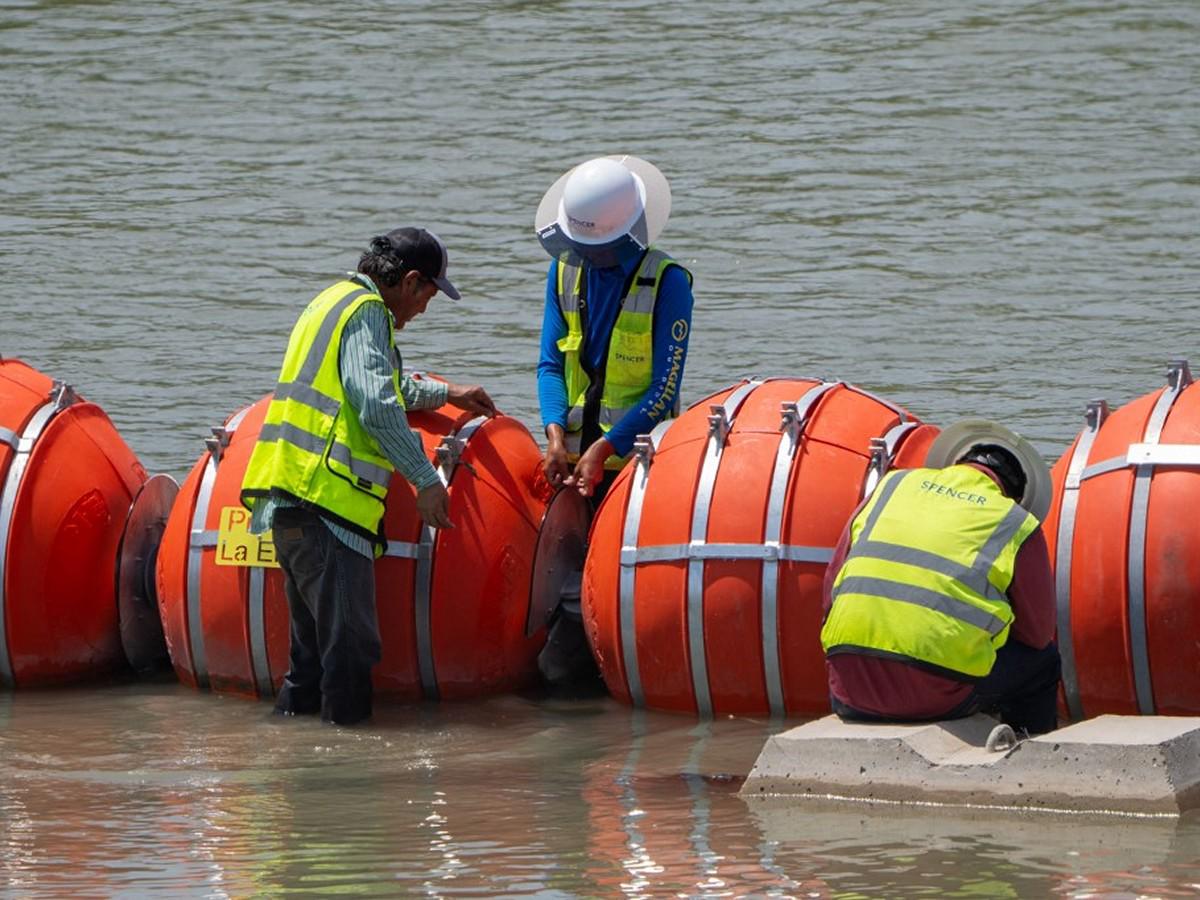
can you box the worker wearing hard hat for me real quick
[820,420,1061,735]
[242,227,495,726]
[534,155,695,502]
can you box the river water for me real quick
[2,0,1200,895]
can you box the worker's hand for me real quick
[415,481,454,529]
[565,438,613,498]
[447,383,497,418]
[543,425,570,488]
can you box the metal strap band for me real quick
[384,541,426,560]
[248,565,273,698]
[835,576,1010,637]
[295,288,370,384]
[1055,399,1108,721]
[189,529,218,548]
[1129,363,1191,714]
[186,451,220,690]
[618,421,675,707]
[0,426,17,450]
[226,404,254,433]
[623,542,835,565]
[272,381,341,418]
[414,415,489,701]
[762,382,840,715]
[1080,442,1200,482]
[689,379,763,717]
[0,400,60,687]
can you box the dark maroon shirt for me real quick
[822,464,1056,719]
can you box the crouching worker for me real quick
[241,227,496,726]
[820,419,1061,735]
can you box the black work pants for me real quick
[971,639,1062,735]
[271,507,381,725]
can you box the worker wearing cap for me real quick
[535,155,695,502]
[820,420,1061,735]
[241,227,496,725]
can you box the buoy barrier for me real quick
[1046,359,1200,720]
[156,390,576,701]
[0,356,174,687]
[582,377,939,718]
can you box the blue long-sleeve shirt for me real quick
[250,275,447,557]
[537,252,694,457]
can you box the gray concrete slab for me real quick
[740,714,1200,817]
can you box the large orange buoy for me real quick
[0,356,174,686]
[582,377,939,718]
[1045,359,1200,720]
[155,390,572,701]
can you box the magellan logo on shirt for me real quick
[671,319,688,341]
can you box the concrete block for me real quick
[740,714,1200,816]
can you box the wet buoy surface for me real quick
[0,357,154,686]
[582,377,938,718]
[1045,360,1200,720]
[156,392,562,701]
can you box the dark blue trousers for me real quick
[270,507,382,725]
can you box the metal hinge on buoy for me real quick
[707,404,731,446]
[49,380,79,412]
[632,432,656,468]
[1168,359,1193,391]
[205,425,233,466]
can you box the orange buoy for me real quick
[582,377,939,718]
[1045,359,1200,720]
[0,356,174,686]
[156,391,571,701]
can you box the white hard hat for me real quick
[536,155,672,264]
[560,158,645,245]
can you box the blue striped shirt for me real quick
[250,274,448,557]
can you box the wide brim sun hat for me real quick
[925,418,1053,521]
[535,155,672,256]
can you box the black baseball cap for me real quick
[380,227,461,300]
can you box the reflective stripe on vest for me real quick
[240,280,402,548]
[820,466,1039,679]
[555,248,690,468]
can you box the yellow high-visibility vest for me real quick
[241,279,401,554]
[821,465,1039,679]
[555,248,691,469]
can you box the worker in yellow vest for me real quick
[242,227,495,725]
[534,155,694,503]
[821,420,1061,735]
[533,156,695,686]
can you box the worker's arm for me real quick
[340,303,450,528]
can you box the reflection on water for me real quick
[2,684,1200,896]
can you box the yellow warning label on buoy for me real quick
[215,505,279,568]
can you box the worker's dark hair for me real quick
[959,444,1027,502]
[357,236,411,287]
